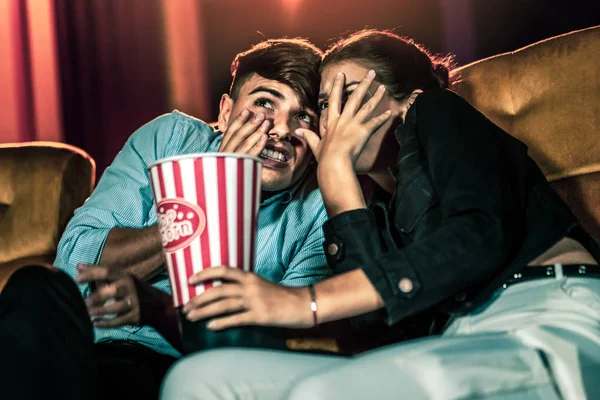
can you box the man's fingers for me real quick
[238,120,270,155]
[342,69,377,118]
[186,298,246,322]
[76,264,109,283]
[206,312,253,331]
[93,311,138,328]
[355,84,386,123]
[219,109,250,150]
[364,110,392,135]
[88,297,133,317]
[221,113,266,153]
[76,264,123,284]
[297,129,321,162]
[84,280,130,306]
[182,283,242,313]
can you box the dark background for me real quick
[10,0,600,180]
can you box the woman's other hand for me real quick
[182,266,312,331]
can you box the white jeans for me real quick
[160,277,600,400]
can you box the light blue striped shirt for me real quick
[54,111,330,358]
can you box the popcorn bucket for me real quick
[148,153,262,307]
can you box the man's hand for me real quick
[218,109,270,156]
[76,264,140,328]
[182,266,313,331]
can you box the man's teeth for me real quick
[260,149,288,162]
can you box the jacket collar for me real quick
[390,101,419,178]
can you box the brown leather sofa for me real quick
[0,142,95,291]
[453,25,600,241]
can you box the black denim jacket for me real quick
[322,89,600,341]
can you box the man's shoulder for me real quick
[144,110,216,136]
[129,111,220,157]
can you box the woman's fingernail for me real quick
[241,109,249,117]
[254,112,265,121]
[378,84,385,92]
[295,129,304,137]
[385,110,392,115]
[336,72,344,79]
[207,321,216,330]
[367,69,376,78]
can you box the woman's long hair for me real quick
[322,29,455,101]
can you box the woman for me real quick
[160,30,600,399]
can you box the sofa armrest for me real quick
[0,255,56,293]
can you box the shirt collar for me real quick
[393,100,418,146]
[390,101,419,179]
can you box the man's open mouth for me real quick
[260,145,290,163]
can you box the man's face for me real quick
[218,74,317,192]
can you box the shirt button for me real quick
[398,278,413,293]
[327,243,339,256]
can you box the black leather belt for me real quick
[503,263,600,288]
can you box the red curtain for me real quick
[0,0,63,144]
[1,0,211,182]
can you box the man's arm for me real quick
[99,226,165,280]
[54,113,218,293]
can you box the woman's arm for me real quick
[311,269,384,324]
[317,156,366,217]
[317,89,521,326]
[180,265,383,330]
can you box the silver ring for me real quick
[125,297,132,307]
[239,298,245,310]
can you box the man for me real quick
[0,38,329,399]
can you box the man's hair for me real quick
[229,38,323,113]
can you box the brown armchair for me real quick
[0,142,95,291]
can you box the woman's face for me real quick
[319,61,409,174]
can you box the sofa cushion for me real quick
[454,25,600,239]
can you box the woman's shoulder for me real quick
[414,88,470,111]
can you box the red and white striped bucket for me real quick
[148,153,263,307]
